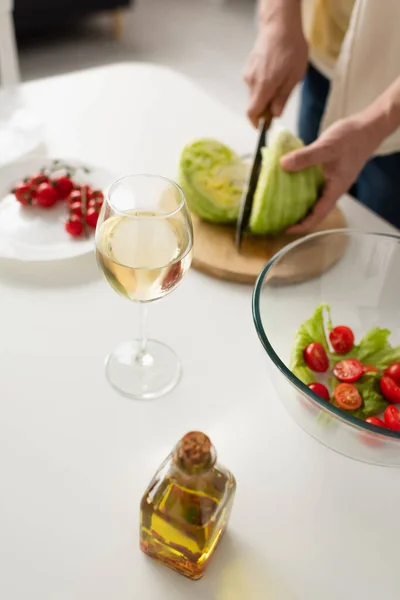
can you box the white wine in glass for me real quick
[96,175,193,400]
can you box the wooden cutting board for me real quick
[191,207,347,284]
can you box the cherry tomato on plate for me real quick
[329,325,355,354]
[79,184,93,201]
[308,382,330,401]
[13,182,32,205]
[53,175,74,200]
[334,383,362,410]
[67,189,83,206]
[384,362,400,385]
[363,365,379,374]
[65,214,84,237]
[70,201,83,218]
[303,342,329,373]
[91,189,104,202]
[29,173,50,188]
[36,182,58,208]
[383,405,400,431]
[333,358,363,383]
[380,376,400,404]
[365,416,386,428]
[86,207,99,229]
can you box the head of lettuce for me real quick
[179,131,324,235]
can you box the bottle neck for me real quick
[172,442,217,476]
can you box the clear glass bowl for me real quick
[252,230,400,467]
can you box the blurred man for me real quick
[244,0,400,230]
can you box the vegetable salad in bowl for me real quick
[253,230,400,467]
[292,305,400,431]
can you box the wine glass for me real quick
[96,174,193,400]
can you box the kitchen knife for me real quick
[235,112,272,252]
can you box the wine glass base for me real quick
[105,339,181,400]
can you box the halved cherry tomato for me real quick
[13,182,32,205]
[329,325,355,354]
[70,201,83,218]
[91,189,104,203]
[334,383,362,410]
[333,358,363,383]
[53,175,74,200]
[384,405,400,431]
[36,182,58,208]
[80,184,93,201]
[68,189,83,206]
[86,207,99,229]
[303,342,329,372]
[384,362,400,385]
[380,376,400,404]
[308,382,330,401]
[363,365,379,374]
[65,214,84,237]
[365,416,386,428]
[29,173,50,188]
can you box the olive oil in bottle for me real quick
[140,431,236,580]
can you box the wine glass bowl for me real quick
[96,174,193,400]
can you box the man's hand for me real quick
[280,116,384,233]
[244,2,308,126]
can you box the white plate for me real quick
[0,156,117,261]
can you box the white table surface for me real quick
[0,63,398,600]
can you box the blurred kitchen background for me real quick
[15,0,299,131]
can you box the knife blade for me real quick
[235,112,272,251]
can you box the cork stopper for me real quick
[176,431,213,471]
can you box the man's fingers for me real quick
[247,79,277,127]
[286,186,339,234]
[270,79,295,117]
[281,140,331,172]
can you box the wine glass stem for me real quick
[139,302,148,356]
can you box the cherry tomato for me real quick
[384,362,400,385]
[86,207,99,229]
[303,342,329,373]
[65,214,84,237]
[70,201,83,218]
[13,182,32,205]
[67,190,83,206]
[79,184,93,201]
[380,376,400,404]
[365,416,386,428]
[333,358,364,383]
[384,405,400,431]
[29,173,50,188]
[53,175,74,199]
[329,325,355,354]
[308,382,330,401]
[334,383,362,410]
[363,365,379,374]
[36,182,58,208]
[88,192,104,210]
[91,189,104,203]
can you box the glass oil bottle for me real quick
[140,431,236,580]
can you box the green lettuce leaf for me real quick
[350,328,400,369]
[249,131,324,235]
[290,304,330,385]
[352,373,388,419]
[179,139,245,223]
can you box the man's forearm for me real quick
[259,0,302,29]
[360,76,400,147]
